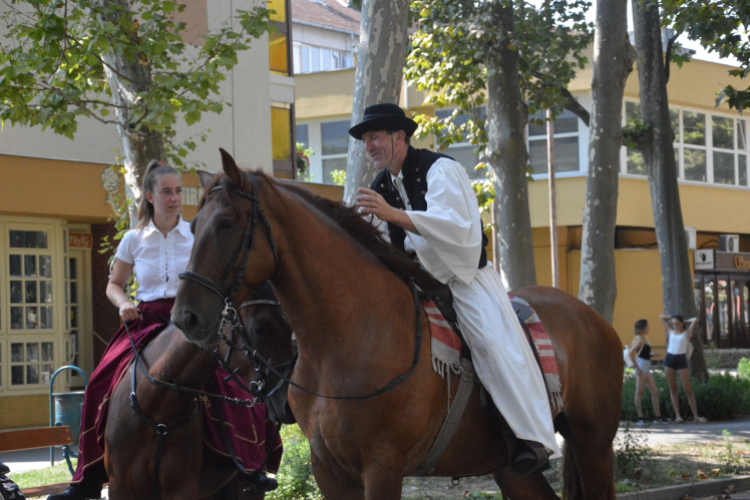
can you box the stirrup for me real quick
[511,440,550,477]
[242,473,278,495]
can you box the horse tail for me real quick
[562,441,583,500]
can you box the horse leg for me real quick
[310,450,365,500]
[563,440,616,500]
[492,468,559,500]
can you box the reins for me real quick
[179,172,425,401]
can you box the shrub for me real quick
[621,371,750,421]
[738,358,750,381]
[267,425,322,500]
[614,424,652,480]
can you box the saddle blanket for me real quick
[424,295,563,413]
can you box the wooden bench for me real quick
[0,426,74,497]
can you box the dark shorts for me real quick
[664,353,688,370]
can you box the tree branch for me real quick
[665,32,678,83]
[530,71,590,126]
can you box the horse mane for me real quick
[197,169,445,291]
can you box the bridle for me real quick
[179,171,424,401]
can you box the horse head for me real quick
[173,148,278,346]
[237,282,296,424]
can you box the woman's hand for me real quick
[118,300,139,322]
[652,351,662,359]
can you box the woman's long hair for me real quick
[136,160,180,229]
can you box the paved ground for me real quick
[621,416,750,447]
[0,445,78,474]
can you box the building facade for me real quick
[0,0,295,429]
[290,0,750,353]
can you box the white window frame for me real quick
[296,118,352,185]
[620,98,750,191]
[527,108,586,180]
[294,42,355,75]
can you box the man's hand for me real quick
[355,188,420,234]
[356,188,394,220]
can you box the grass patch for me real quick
[622,371,750,421]
[7,459,75,499]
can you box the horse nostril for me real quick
[182,309,200,332]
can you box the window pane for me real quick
[322,157,347,185]
[296,124,309,149]
[529,137,579,174]
[713,116,734,150]
[321,48,331,71]
[267,0,286,23]
[529,109,577,137]
[739,120,747,151]
[25,281,37,304]
[41,306,53,329]
[26,307,38,329]
[11,366,23,385]
[269,32,289,75]
[271,107,292,161]
[344,53,353,68]
[740,155,747,186]
[71,306,78,329]
[40,281,52,303]
[670,108,679,141]
[332,50,341,70]
[10,281,22,304]
[26,343,39,362]
[321,121,351,155]
[11,307,22,329]
[41,256,53,278]
[70,282,78,304]
[310,46,320,72]
[683,111,706,145]
[42,342,54,362]
[27,365,39,385]
[713,151,735,185]
[11,343,23,362]
[9,255,21,277]
[24,255,36,277]
[301,46,310,73]
[445,145,485,180]
[627,148,646,175]
[684,148,707,181]
[625,101,640,123]
[41,365,53,384]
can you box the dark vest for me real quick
[371,146,488,269]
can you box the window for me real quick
[271,105,295,179]
[10,341,54,386]
[528,109,581,175]
[267,0,286,22]
[65,255,80,381]
[294,43,355,74]
[623,101,749,188]
[435,108,487,180]
[320,120,350,184]
[9,230,53,332]
[268,0,291,76]
[296,124,309,149]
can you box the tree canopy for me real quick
[0,0,273,167]
[662,0,750,111]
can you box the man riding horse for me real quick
[353,103,559,476]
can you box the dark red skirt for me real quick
[72,299,282,484]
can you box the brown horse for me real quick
[173,150,623,500]
[104,283,294,500]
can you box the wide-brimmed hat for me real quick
[348,103,418,140]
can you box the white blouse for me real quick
[113,217,194,302]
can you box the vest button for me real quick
[416,168,419,172]
[381,184,385,188]
[417,178,421,183]
[422,191,426,195]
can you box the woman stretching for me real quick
[660,314,707,423]
[628,319,664,425]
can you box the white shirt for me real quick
[113,217,194,302]
[401,158,483,285]
[667,329,690,355]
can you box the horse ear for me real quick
[197,170,216,190]
[219,148,244,188]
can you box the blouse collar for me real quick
[143,216,191,239]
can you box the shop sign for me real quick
[69,232,93,249]
[695,249,714,270]
[736,255,750,270]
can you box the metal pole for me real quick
[547,108,559,288]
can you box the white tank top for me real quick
[667,330,690,355]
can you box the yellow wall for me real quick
[0,395,48,429]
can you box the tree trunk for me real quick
[578,0,635,323]
[632,1,708,380]
[99,0,166,227]
[343,0,409,203]
[486,0,536,290]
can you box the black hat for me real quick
[348,103,418,140]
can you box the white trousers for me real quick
[449,264,561,458]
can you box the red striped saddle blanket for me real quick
[423,295,563,413]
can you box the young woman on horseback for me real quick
[49,162,277,500]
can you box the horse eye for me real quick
[218,219,234,230]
